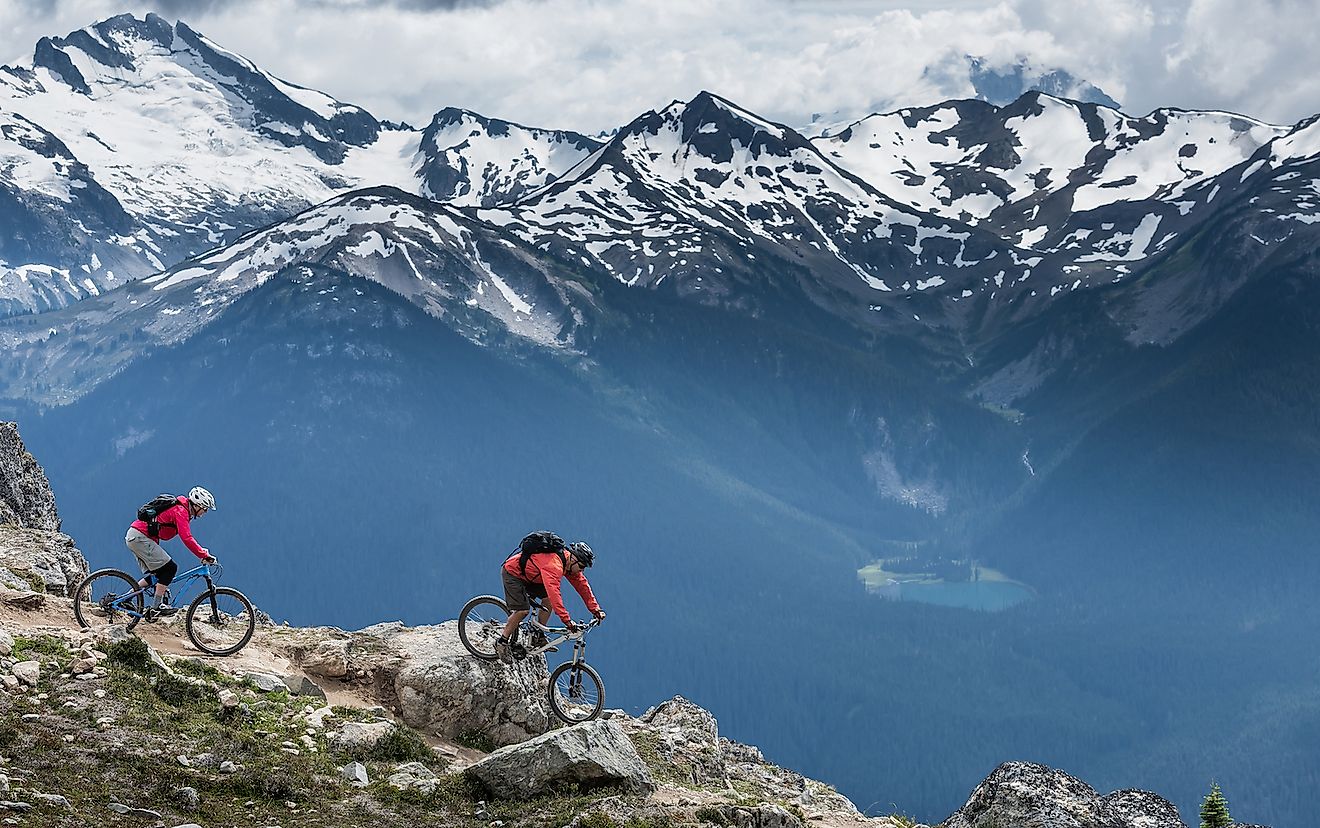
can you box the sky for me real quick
[2,0,1317,133]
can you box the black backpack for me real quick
[137,494,181,538]
[516,531,567,576]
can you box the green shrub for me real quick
[153,672,211,707]
[107,636,152,672]
[694,806,728,826]
[578,812,620,828]
[361,724,436,764]
[454,728,497,753]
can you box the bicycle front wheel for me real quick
[458,595,510,661]
[185,586,256,656]
[72,568,143,629]
[548,661,605,723]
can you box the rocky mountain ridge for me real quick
[4,12,1317,354]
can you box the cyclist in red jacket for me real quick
[124,487,217,618]
[496,538,605,663]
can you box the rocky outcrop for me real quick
[466,720,655,800]
[943,761,1189,828]
[0,423,60,531]
[0,423,86,596]
[280,619,554,746]
[617,695,868,822]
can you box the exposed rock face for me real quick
[466,720,655,800]
[0,422,60,531]
[0,423,87,596]
[281,620,554,745]
[943,761,1188,828]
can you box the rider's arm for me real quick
[565,568,602,616]
[170,506,210,560]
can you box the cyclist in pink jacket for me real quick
[124,487,217,618]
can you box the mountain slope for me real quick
[0,14,597,315]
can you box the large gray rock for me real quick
[330,721,396,753]
[0,423,60,532]
[0,525,87,597]
[943,762,1187,828]
[352,620,553,746]
[1100,789,1188,828]
[466,719,655,800]
[0,424,87,597]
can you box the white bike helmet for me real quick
[188,486,217,512]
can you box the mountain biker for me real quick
[496,538,606,663]
[124,487,218,618]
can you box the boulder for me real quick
[293,638,351,678]
[943,761,1188,828]
[340,761,370,787]
[466,719,655,800]
[283,674,327,700]
[11,660,40,686]
[354,620,554,746]
[0,630,12,657]
[330,721,396,753]
[388,761,438,794]
[0,526,87,597]
[244,672,284,692]
[1100,789,1187,828]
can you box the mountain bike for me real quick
[72,561,256,656]
[458,594,606,723]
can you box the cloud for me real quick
[2,0,1316,133]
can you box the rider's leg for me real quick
[501,609,529,641]
[149,560,179,613]
[537,604,552,626]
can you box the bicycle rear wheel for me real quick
[185,586,256,656]
[547,661,605,723]
[72,569,143,629]
[458,595,510,661]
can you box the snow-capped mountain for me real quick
[0,14,592,315]
[4,13,1320,365]
[483,91,1034,330]
[418,108,601,207]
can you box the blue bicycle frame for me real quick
[111,561,224,625]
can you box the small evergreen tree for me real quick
[1200,781,1232,828]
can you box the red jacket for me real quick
[130,497,209,560]
[504,551,601,625]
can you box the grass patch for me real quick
[368,772,480,810]
[694,806,729,825]
[12,634,69,662]
[154,671,213,706]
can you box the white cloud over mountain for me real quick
[3,0,1316,133]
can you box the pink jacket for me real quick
[504,551,601,625]
[130,497,209,560]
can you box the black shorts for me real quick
[502,567,546,612]
[149,559,178,586]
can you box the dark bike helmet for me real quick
[569,541,594,568]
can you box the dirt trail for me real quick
[0,589,372,710]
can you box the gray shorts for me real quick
[502,567,546,613]
[125,527,170,573]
